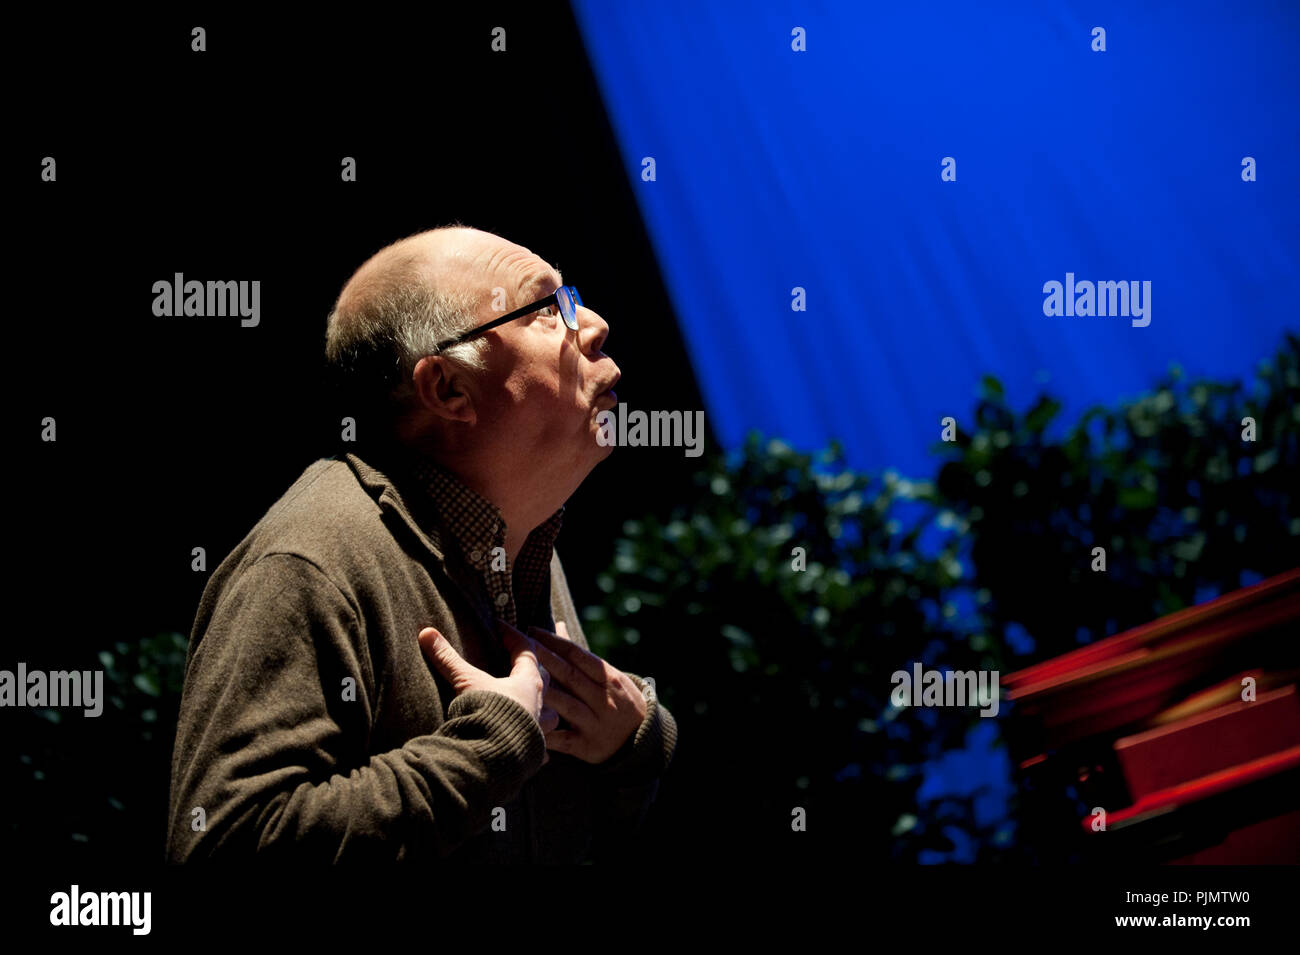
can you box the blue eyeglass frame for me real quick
[430,285,583,354]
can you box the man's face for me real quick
[469,250,621,478]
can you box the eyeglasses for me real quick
[430,285,583,354]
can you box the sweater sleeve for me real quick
[166,552,546,863]
[586,672,678,859]
[594,673,678,784]
[544,550,678,856]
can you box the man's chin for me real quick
[588,425,616,458]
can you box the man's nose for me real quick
[576,306,609,355]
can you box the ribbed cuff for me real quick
[445,689,548,793]
[596,673,678,783]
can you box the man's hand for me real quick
[505,619,648,764]
[419,624,562,761]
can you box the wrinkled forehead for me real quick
[495,248,565,304]
[419,228,564,306]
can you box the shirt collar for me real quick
[403,453,565,630]
[404,458,563,555]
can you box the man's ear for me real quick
[411,355,477,425]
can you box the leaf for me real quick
[891,813,919,836]
[980,375,1005,400]
[1117,487,1157,510]
[1024,398,1062,434]
[132,672,161,697]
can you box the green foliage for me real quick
[583,437,1007,860]
[98,630,190,738]
[584,331,1300,861]
[8,631,189,858]
[934,331,1300,663]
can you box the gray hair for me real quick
[324,248,489,444]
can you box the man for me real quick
[166,226,677,863]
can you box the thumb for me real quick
[419,627,472,681]
[499,625,540,677]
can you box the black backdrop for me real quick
[15,8,713,676]
[11,6,710,861]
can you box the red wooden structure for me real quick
[1004,567,1300,863]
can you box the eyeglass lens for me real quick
[558,286,582,330]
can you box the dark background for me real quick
[10,6,712,861]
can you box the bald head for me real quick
[324,225,566,450]
[331,228,465,343]
[332,226,562,328]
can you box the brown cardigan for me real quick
[165,449,677,863]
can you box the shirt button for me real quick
[495,592,510,607]
[468,550,482,563]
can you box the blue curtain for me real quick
[572,0,1300,478]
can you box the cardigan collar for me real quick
[341,448,452,570]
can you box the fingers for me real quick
[531,638,596,702]
[554,620,570,641]
[497,618,530,653]
[543,680,597,730]
[544,728,581,759]
[528,625,606,683]
[538,705,560,734]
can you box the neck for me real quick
[416,447,569,567]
